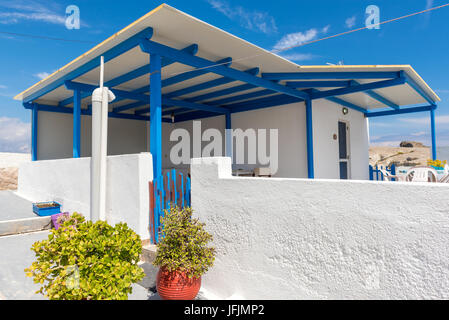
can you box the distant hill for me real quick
[369,141,431,167]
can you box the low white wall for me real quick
[191,157,449,300]
[18,153,153,240]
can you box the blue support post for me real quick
[150,54,162,179]
[73,90,81,158]
[31,104,38,161]
[431,108,437,160]
[305,99,314,179]
[225,112,232,159]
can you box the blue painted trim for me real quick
[73,90,81,158]
[305,99,314,179]
[31,104,38,161]
[431,108,437,160]
[210,89,274,106]
[114,101,147,113]
[66,80,226,114]
[351,80,399,110]
[162,57,232,88]
[164,67,259,99]
[24,27,153,104]
[139,39,309,100]
[150,54,162,180]
[23,102,173,122]
[324,96,367,114]
[226,94,301,113]
[286,81,352,88]
[174,110,222,123]
[262,71,401,81]
[189,84,256,103]
[310,77,406,100]
[403,73,436,105]
[365,104,437,118]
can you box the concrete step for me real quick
[0,217,52,237]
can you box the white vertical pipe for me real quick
[91,56,115,222]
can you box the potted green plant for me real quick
[153,206,216,300]
[25,213,145,300]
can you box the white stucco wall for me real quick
[191,157,449,300]
[18,153,153,240]
[37,111,147,160]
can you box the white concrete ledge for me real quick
[0,217,52,237]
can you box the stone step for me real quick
[0,217,52,237]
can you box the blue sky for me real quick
[0,0,448,152]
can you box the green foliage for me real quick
[154,207,216,279]
[25,213,145,300]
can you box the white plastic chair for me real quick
[406,167,438,183]
[379,169,404,182]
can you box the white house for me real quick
[14,4,440,181]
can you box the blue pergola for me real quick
[18,21,440,181]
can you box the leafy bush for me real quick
[154,207,216,279]
[25,213,145,300]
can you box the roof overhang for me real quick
[15,3,441,122]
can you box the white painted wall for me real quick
[18,153,153,240]
[191,157,449,300]
[37,111,147,160]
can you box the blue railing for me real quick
[369,164,397,181]
[149,169,191,244]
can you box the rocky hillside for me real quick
[369,142,431,167]
[0,153,30,191]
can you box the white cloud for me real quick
[0,117,30,153]
[207,0,277,34]
[35,72,51,80]
[0,84,7,89]
[0,0,88,27]
[345,16,356,29]
[273,28,319,51]
[280,53,317,62]
[399,115,449,125]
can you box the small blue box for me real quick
[33,202,61,217]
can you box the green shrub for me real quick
[25,213,145,300]
[153,207,216,279]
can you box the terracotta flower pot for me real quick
[156,267,201,300]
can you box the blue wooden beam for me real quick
[139,39,309,101]
[226,94,301,114]
[65,81,226,114]
[365,104,437,118]
[305,99,314,179]
[23,102,172,122]
[403,73,436,105]
[31,104,38,161]
[59,44,199,107]
[324,96,367,114]
[209,89,274,106]
[73,90,81,158]
[164,67,259,99]
[188,84,256,103]
[262,71,401,81]
[286,81,352,88]
[431,108,437,160]
[24,27,153,104]
[351,80,399,110]
[162,57,232,88]
[310,77,406,100]
[150,54,162,179]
